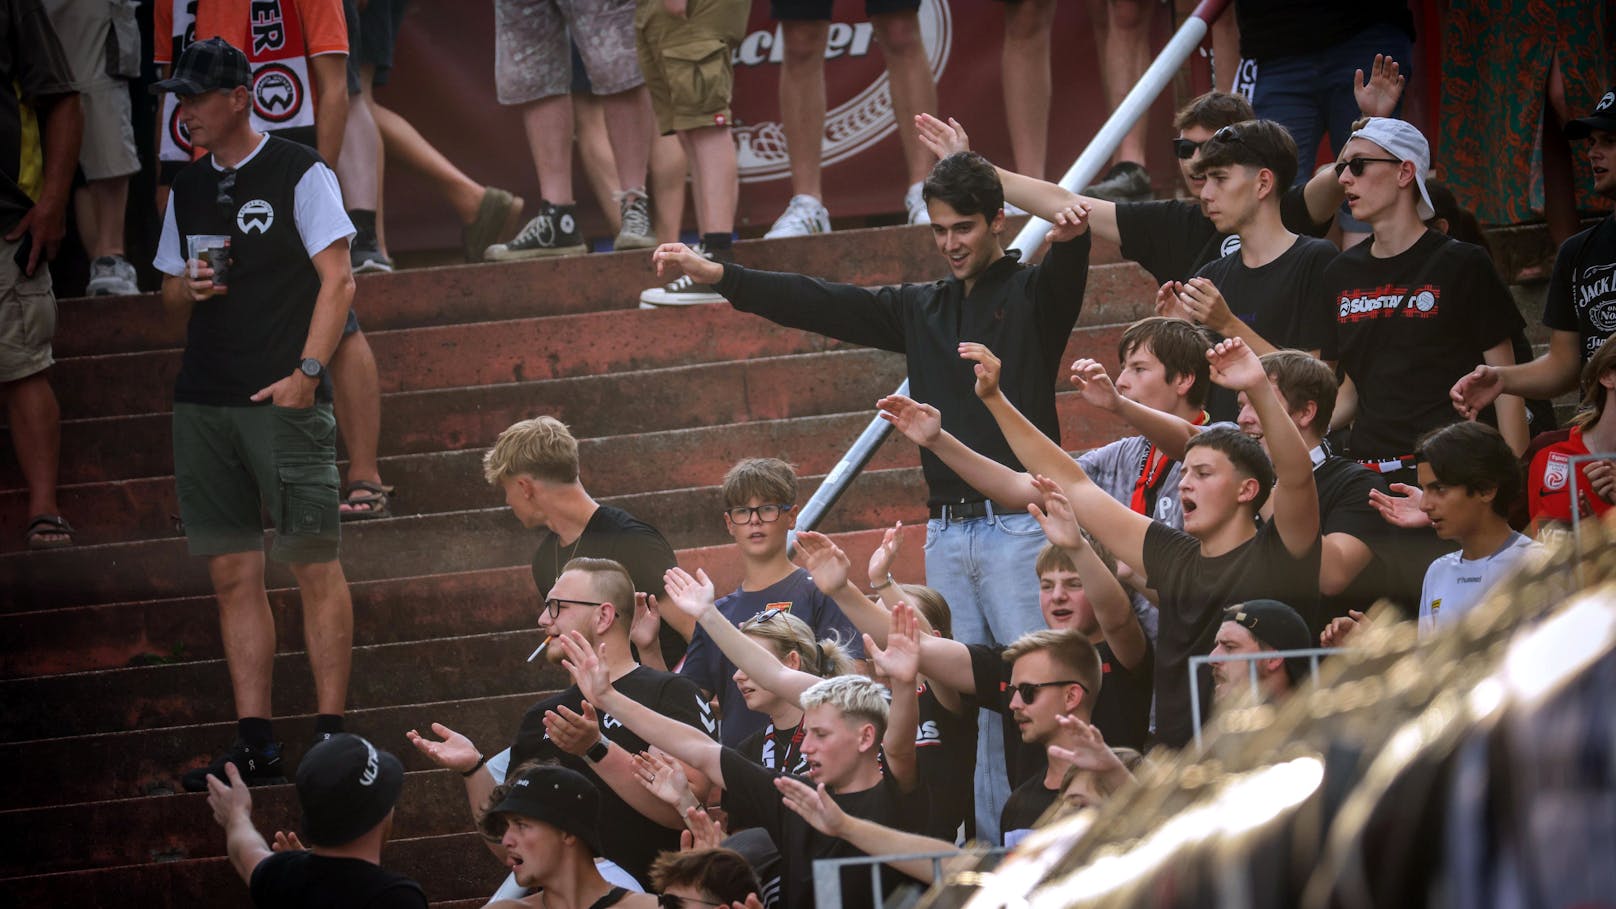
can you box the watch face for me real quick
[301,359,321,377]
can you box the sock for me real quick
[701,232,734,253]
[348,209,377,235]
[239,717,274,751]
[315,714,345,737]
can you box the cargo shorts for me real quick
[636,0,748,134]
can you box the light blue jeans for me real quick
[924,508,1048,844]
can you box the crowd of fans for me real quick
[3,0,1615,906]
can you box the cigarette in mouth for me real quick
[527,636,553,663]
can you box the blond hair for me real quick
[561,557,633,629]
[483,416,580,485]
[1002,628,1103,697]
[800,675,890,741]
[898,584,952,640]
[740,609,854,678]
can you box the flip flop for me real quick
[339,481,394,521]
[25,514,75,549]
[463,187,524,263]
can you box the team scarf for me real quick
[159,0,319,163]
[1129,410,1210,516]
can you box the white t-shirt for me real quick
[1418,532,1540,637]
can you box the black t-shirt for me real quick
[735,719,810,776]
[249,852,427,909]
[1542,215,1616,363]
[1113,187,1329,286]
[718,748,924,909]
[1195,235,1338,421]
[530,505,684,667]
[1319,230,1526,459]
[1313,455,1398,620]
[965,637,1153,756]
[1142,520,1321,748]
[510,667,715,885]
[914,682,977,841]
[999,777,1059,848]
[1234,0,1415,60]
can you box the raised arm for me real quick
[663,567,821,706]
[558,632,727,787]
[775,776,964,882]
[1210,339,1319,556]
[1301,54,1406,224]
[1027,477,1148,670]
[1069,358,1201,461]
[867,605,923,792]
[877,394,1041,508]
[963,343,1153,569]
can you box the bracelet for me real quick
[461,753,488,778]
[871,575,896,591]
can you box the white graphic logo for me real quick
[559,212,576,234]
[359,739,380,786]
[1413,290,1436,313]
[1544,454,1569,491]
[237,199,274,234]
[1220,233,1243,257]
[1597,91,1614,113]
[732,0,952,183]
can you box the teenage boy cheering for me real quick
[557,631,923,909]
[679,458,863,749]
[969,337,1320,748]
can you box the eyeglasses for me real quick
[542,597,603,619]
[1212,125,1248,146]
[658,896,727,909]
[724,503,792,524]
[1332,156,1402,178]
[217,167,236,213]
[746,606,789,625]
[1172,137,1203,160]
[1006,679,1086,704]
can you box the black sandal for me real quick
[339,481,394,521]
[25,514,75,549]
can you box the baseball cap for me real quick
[150,37,251,95]
[1346,117,1436,220]
[1564,86,1616,140]
[1223,599,1313,685]
[487,765,604,857]
[296,734,405,847]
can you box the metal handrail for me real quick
[1188,646,1346,749]
[789,0,1233,553]
[812,848,1007,909]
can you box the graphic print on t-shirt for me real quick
[1337,283,1442,321]
[1575,262,1616,353]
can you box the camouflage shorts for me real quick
[494,0,643,104]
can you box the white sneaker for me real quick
[86,255,139,295]
[613,187,656,250]
[764,194,831,239]
[904,182,930,225]
[639,244,729,308]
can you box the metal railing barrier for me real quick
[812,848,1009,909]
[1188,646,1345,749]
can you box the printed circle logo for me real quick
[1598,91,1614,113]
[1544,456,1569,491]
[1219,234,1243,257]
[733,0,952,183]
[1590,299,1616,333]
[237,200,275,234]
[1413,290,1436,313]
[253,64,302,123]
[167,103,194,155]
[559,213,576,234]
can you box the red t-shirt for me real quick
[1525,424,1614,534]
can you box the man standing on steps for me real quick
[152,38,358,792]
[650,149,1092,843]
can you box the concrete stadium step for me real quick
[52,223,1133,358]
[0,690,536,811]
[0,832,506,907]
[2,767,487,878]
[0,524,937,681]
[1,631,574,742]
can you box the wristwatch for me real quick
[584,738,610,763]
[298,357,325,380]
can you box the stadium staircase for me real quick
[0,220,1555,906]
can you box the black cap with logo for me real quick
[296,734,405,847]
[1565,86,1616,140]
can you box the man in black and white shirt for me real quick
[152,37,358,792]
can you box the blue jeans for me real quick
[924,508,1047,845]
[1234,21,1413,231]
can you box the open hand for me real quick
[1068,359,1121,412]
[1319,609,1365,648]
[1047,715,1124,776]
[1353,54,1405,119]
[680,805,727,851]
[542,701,603,757]
[634,748,696,809]
[1027,475,1085,551]
[1206,337,1265,392]
[775,775,849,838]
[557,631,614,705]
[876,394,943,447]
[913,113,971,160]
[662,567,719,622]
[1176,278,1236,333]
[958,342,1003,399]
[631,592,663,654]
[794,530,852,594]
[867,521,905,588]
[271,830,307,852]
[405,722,483,774]
[205,761,254,829]
[866,602,922,686]
[1368,483,1429,529]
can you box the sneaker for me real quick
[613,188,656,250]
[1081,162,1153,203]
[639,244,732,308]
[764,194,832,238]
[904,182,930,226]
[462,187,525,263]
[484,200,587,261]
[86,255,139,296]
[181,740,287,792]
[351,230,394,274]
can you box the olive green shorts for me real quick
[172,402,341,563]
[636,0,748,134]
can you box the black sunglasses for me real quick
[658,896,726,909]
[1333,156,1402,178]
[217,167,236,213]
[542,597,603,619]
[745,606,789,625]
[1006,679,1087,704]
[725,503,792,524]
[1172,137,1203,160]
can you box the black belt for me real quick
[929,499,1015,520]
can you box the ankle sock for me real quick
[348,209,377,235]
[701,232,734,253]
[315,714,345,737]
[239,717,274,751]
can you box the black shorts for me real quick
[770,0,919,20]
[346,0,408,94]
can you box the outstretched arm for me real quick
[543,701,700,829]
[1210,339,1319,556]
[663,567,822,706]
[1028,477,1148,670]
[557,632,727,788]
[207,764,273,885]
[775,776,963,882]
[1481,339,1529,457]
[877,394,1042,508]
[1069,358,1202,461]
[406,722,502,859]
[963,343,1153,570]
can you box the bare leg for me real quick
[1104,0,1153,167]
[209,551,276,719]
[1002,0,1057,180]
[75,177,130,258]
[780,21,830,200]
[338,93,382,215]
[329,329,384,498]
[289,559,354,716]
[6,371,64,537]
[360,65,387,256]
[871,11,940,184]
[599,85,654,191]
[574,93,623,233]
[372,102,483,223]
[684,125,738,235]
[649,132,688,242]
[523,94,576,204]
